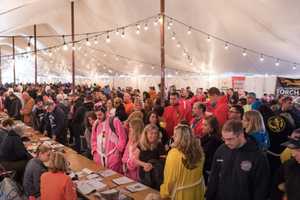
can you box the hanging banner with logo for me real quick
[276,77,300,97]
[232,76,245,90]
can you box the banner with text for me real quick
[276,77,300,97]
[232,76,245,90]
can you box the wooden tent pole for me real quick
[71,0,75,92]
[34,24,38,84]
[160,0,166,105]
[12,36,16,84]
[0,47,2,85]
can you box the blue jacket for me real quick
[249,131,270,150]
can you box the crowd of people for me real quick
[0,82,299,200]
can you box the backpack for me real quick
[0,178,25,200]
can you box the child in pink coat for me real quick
[122,118,144,181]
[91,106,127,173]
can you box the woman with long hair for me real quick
[160,122,205,200]
[122,118,144,180]
[138,124,166,190]
[243,110,270,150]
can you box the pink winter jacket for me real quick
[122,142,140,181]
[91,117,127,173]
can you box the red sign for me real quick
[232,76,245,90]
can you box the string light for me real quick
[293,63,297,70]
[26,37,31,51]
[153,18,158,26]
[275,59,280,66]
[94,37,99,45]
[115,29,120,36]
[207,35,211,42]
[121,28,125,38]
[171,33,176,40]
[62,36,68,51]
[260,54,264,62]
[176,42,181,48]
[242,49,247,57]
[224,43,229,50]
[106,33,110,43]
[136,24,140,35]
[187,27,192,35]
[144,23,149,31]
[86,38,91,46]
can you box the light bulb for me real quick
[260,54,264,62]
[225,43,229,50]
[63,44,68,51]
[136,25,140,34]
[106,34,110,43]
[171,35,176,40]
[115,29,120,35]
[242,49,247,57]
[94,38,98,45]
[144,24,148,31]
[176,43,181,48]
[275,59,280,66]
[86,39,91,46]
[187,27,192,35]
[121,29,125,38]
[207,35,211,42]
[154,20,158,26]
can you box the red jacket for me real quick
[190,95,206,106]
[163,100,192,137]
[208,96,229,127]
[190,117,205,138]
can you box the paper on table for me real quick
[77,182,95,195]
[86,173,99,180]
[100,169,117,177]
[39,137,50,141]
[82,168,93,175]
[126,183,148,192]
[112,177,134,185]
[76,179,107,195]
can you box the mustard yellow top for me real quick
[280,148,292,163]
[160,148,205,200]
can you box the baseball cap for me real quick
[281,139,300,149]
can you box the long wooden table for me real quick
[18,121,159,200]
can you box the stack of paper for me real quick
[76,179,107,195]
[112,177,134,185]
[126,183,148,192]
[100,169,117,177]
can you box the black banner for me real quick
[276,77,300,97]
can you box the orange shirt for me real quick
[124,102,134,115]
[40,172,77,200]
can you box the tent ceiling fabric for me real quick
[1,0,300,80]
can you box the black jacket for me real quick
[271,158,300,200]
[4,95,22,120]
[32,107,46,132]
[206,139,270,200]
[201,134,222,175]
[0,130,31,162]
[45,106,66,138]
[72,101,93,124]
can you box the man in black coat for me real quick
[4,91,22,120]
[71,95,94,152]
[206,119,270,200]
[44,100,67,144]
